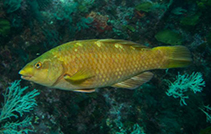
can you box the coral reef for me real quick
[0,0,211,133]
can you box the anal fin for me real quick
[73,89,95,93]
[112,71,154,89]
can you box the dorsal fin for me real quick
[98,39,149,49]
[112,71,154,89]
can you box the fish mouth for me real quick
[19,69,33,80]
[20,75,32,80]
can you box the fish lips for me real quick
[20,75,32,80]
[19,70,32,80]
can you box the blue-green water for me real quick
[0,0,211,133]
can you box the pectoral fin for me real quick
[73,89,95,93]
[64,68,94,84]
[112,71,154,89]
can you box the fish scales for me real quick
[19,39,192,92]
[53,40,157,86]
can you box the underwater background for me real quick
[0,0,211,133]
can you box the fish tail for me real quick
[152,46,192,69]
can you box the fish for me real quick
[19,39,192,93]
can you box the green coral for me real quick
[0,19,10,37]
[197,0,211,9]
[76,17,93,31]
[155,29,183,45]
[135,1,172,13]
[122,25,136,32]
[0,80,40,133]
[4,0,22,13]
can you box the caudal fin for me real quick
[153,46,192,69]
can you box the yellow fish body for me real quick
[19,39,191,92]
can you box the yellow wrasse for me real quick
[19,39,192,93]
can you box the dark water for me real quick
[0,0,211,133]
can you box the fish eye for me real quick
[35,62,42,69]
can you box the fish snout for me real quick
[19,67,33,80]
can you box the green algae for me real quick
[135,2,153,12]
[155,29,183,45]
[0,19,10,37]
